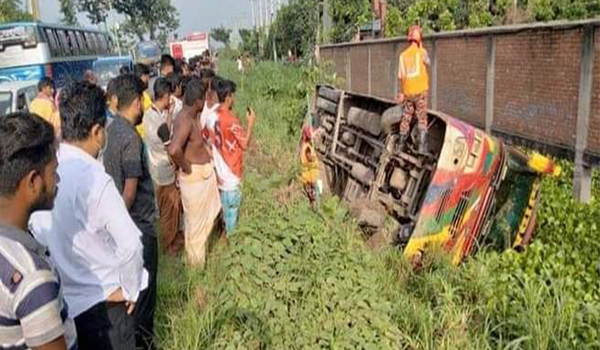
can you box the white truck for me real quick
[0,80,38,116]
[169,32,211,62]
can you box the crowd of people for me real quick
[0,53,256,350]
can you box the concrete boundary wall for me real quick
[319,20,599,201]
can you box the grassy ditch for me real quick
[155,60,599,349]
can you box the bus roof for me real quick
[0,21,105,34]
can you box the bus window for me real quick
[98,34,108,53]
[67,31,79,55]
[37,26,47,43]
[44,28,61,56]
[56,30,70,56]
[84,32,96,54]
[95,33,104,54]
[75,31,86,55]
[84,32,95,54]
[16,92,27,111]
[94,33,103,54]
[0,92,11,115]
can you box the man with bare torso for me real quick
[168,77,221,267]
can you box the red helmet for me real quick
[302,125,312,142]
[408,26,423,44]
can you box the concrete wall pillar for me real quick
[573,25,595,203]
[368,45,372,95]
[430,40,438,110]
[323,0,332,44]
[394,41,400,99]
[485,35,496,134]
[346,48,351,91]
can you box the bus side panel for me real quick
[0,65,45,83]
[50,59,95,88]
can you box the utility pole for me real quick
[268,0,272,27]
[103,0,122,55]
[271,0,276,27]
[258,0,264,28]
[265,0,270,27]
[323,0,332,44]
[264,0,269,27]
[250,0,256,29]
[27,0,41,21]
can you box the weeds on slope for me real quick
[155,60,600,349]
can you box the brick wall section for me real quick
[589,28,600,154]
[320,23,600,158]
[494,30,582,149]
[370,42,397,99]
[350,45,369,93]
[436,37,487,127]
[320,49,334,73]
[422,41,434,104]
[327,48,348,89]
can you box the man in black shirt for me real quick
[103,74,157,350]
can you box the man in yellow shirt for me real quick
[300,125,320,209]
[29,77,60,137]
[397,26,430,153]
[133,63,153,139]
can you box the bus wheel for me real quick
[381,106,403,136]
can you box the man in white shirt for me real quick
[166,72,184,126]
[143,78,183,255]
[198,69,218,130]
[30,81,148,350]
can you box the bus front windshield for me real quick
[137,42,160,60]
[94,63,122,88]
[0,92,13,115]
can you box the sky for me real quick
[38,0,258,41]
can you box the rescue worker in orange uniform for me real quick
[396,26,430,153]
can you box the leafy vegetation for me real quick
[155,59,599,349]
[385,0,600,36]
[237,0,600,60]
[328,0,372,43]
[267,0,320,59]
[211,26,233,48]
[58,0,79,25]
[0,0,33,24]
[238,28,261,58]
[57,0,179,48]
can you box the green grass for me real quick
[155,60,600,349]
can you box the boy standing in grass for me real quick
[300,125,321,209]
[212,79,256,235]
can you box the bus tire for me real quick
[316,97,338,115]
[381,105,403,136]
[317,86,342,103]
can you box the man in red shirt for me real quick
[212,79,256,235]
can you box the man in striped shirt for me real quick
[0,112,77,350]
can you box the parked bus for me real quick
[0,22,114,87]
[131,40,161,66]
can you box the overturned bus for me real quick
[311,85,560,264]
